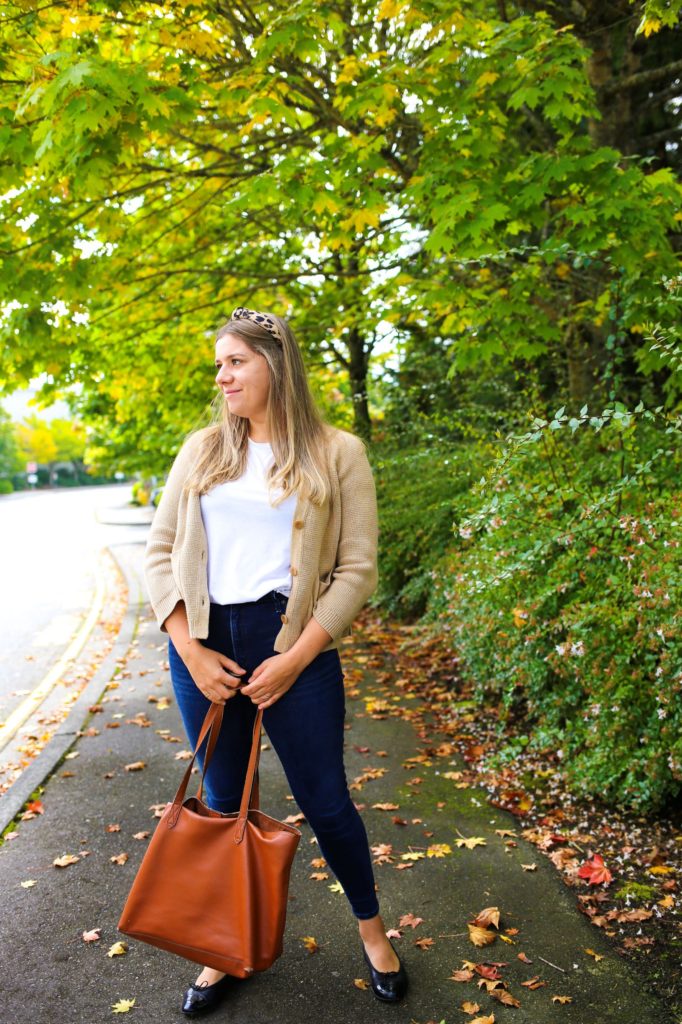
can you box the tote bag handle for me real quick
[167,702,264,835]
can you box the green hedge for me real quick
[374,403,682,812]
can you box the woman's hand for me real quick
[240,653,301,710]
[184,643,247,704]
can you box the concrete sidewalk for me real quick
[0,542,667,1024]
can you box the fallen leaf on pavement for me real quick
[111,997,136,1013]
[20,879,37,888]
[399,913,424,929]
[82,928,102,942]
[53,853,80,867]
[450,968,475,982]
[301,936,318,953]
[353,978,369,990]
[455,836,487,850]
[124,761,146,772]
[490,988,520,1007]
[110,853,129,865]
[108,942,128,957]
[468,924,497,947]
[472,907,500,930]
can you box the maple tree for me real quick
[0,0,680,469]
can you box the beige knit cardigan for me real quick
[144,426,379,653]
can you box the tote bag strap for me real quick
[195,701,260,809]
[167,703,263,830]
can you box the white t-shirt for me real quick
[199,438,297,604]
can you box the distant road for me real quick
[0,484,149,726]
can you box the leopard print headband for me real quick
[230,306,285,345]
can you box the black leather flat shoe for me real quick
[362,940,408,1003]
[181,972,234,1017]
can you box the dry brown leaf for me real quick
[521,976,546,989]
[53,853,80,868]
[467,924,497,947]
[353,978,370,990]
[301,936,318,954]
[399,913,424,929]
[472,907,500,930]
[110,853,129,865]
[490,988,521,1007]
[450,968,475,982]
[552,995,573,1004]
[124,761,146,772]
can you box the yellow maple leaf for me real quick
[455,836,487,850]
[426,843,452,857]
[112,997,136,1013]
[107,941,129,958]
[401,851,426,861]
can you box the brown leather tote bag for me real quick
[117,701,302,977]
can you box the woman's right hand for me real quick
[183,643,247,704]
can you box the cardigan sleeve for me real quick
[312,434,379,642]
[144,431,203,633]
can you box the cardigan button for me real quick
[290,566,298,576]
[293,519,304,529]
[280,613,288,624]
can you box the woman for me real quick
[144,306,408,1016]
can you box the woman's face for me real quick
[214,333,271,422]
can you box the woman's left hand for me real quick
[240,653,301,709]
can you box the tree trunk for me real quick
[346,325,372,441]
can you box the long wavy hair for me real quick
[183,312,334,507]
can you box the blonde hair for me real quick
[183,312,333,506]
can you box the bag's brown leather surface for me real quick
[117,701,301,976]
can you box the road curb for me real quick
[0,544,145,835]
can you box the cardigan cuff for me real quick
[151,585,184,634]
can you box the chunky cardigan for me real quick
[144,426,379,653]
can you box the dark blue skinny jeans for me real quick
[167,589,380,920]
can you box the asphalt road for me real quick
[0,483,145,727]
